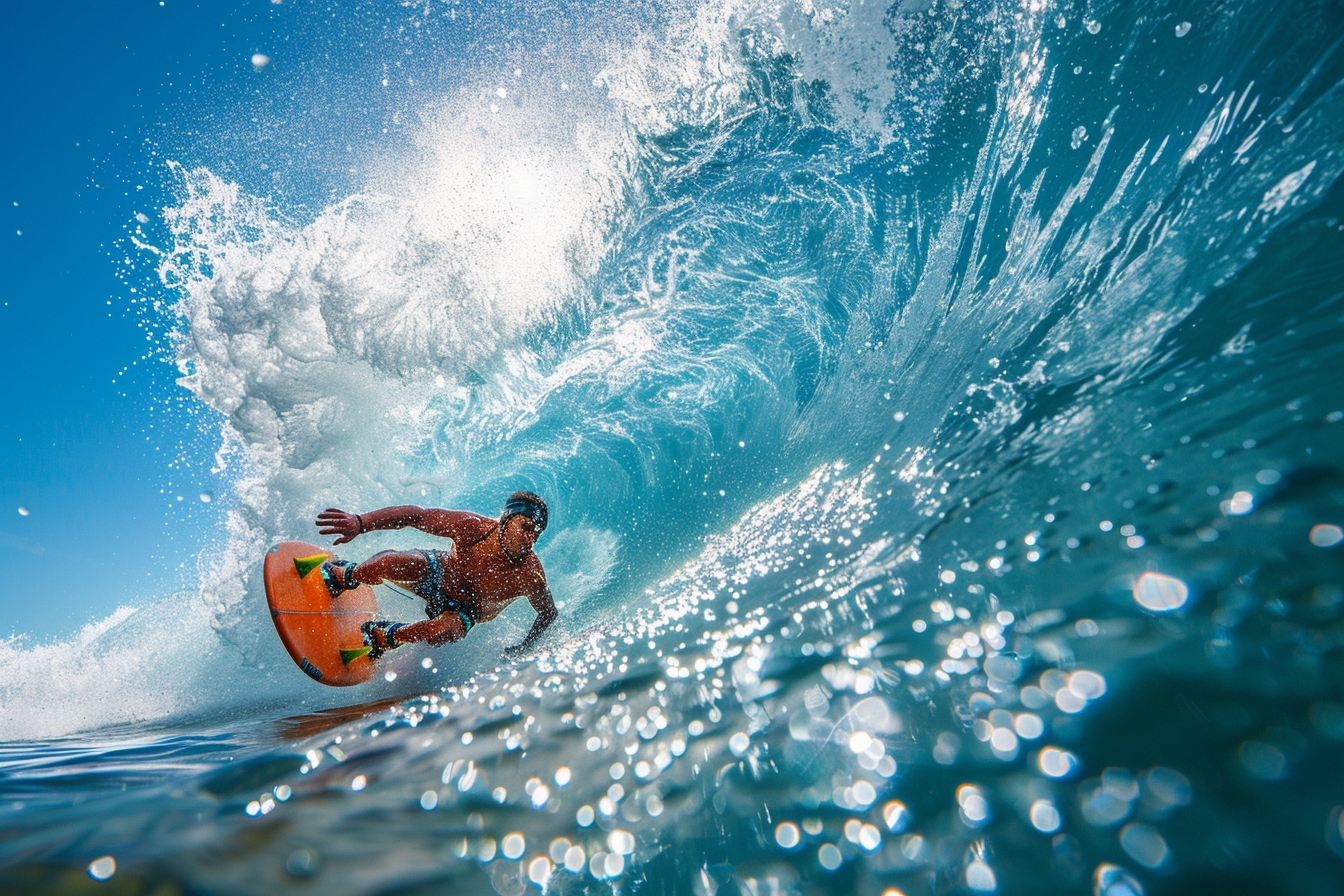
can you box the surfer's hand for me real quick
[317,508,361,545]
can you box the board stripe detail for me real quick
[271,609,379,616]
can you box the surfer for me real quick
[313,492,555,660]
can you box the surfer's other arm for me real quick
[505,583,557,657]
[317,506,487,545]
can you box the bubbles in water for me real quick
[1239,740,1287,780]
[608,830,634,855]
[1094,863,1144,896]
[965,857,997,891]
[775,822,800,848]
[1119,823,1169,868]
[984,654,1023,683]
[16,506,29,516]
[1309,524,1343,547]
[1175,21,1192,38]
[251,53,270,70]
[528,857,551,886]
[1133,572,1190,612]
[1030,800,1061,833]
[285,848,318,878]
[502,833,526,860]
[1071,126,1089,149]
[87,856,116,880]
[818,843,842,871]
[420,790,437,810]
[1039,747,1079,778]
[1221,491,1255,515]
[957,784,990,826]
[1015,713,1044,739]
[1084,19,1102,34]
[1069,671,1107,701]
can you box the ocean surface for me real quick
[3,1,1344,893]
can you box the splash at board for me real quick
[263,541,379,686]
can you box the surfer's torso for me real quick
[419,515,544,625]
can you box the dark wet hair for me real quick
[502,491,548,534]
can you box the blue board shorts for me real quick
[414,550,476,636]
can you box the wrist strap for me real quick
[385,622,406,648]
[355,513,365,533]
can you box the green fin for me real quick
[340,646,373,665]
[293,554,327,579]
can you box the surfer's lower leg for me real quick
[319,559,360,598]
[361,620,406,660]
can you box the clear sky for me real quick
[0,1,291,640]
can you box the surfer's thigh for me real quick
[357,550,431,584]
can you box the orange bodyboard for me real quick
[264,541,379,687]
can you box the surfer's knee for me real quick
[426,614,467,646]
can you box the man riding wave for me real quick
[315,491,556,660]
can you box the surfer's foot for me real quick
[320,559,360,599]
[361,620,405,661]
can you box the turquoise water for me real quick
[3,1,1344,893]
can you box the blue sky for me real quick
[0,1,291,640]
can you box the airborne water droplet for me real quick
[87,856,116,880]
[1133,572,1189,612]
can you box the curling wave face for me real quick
[3,0,1344,892]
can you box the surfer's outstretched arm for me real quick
[505,583,557,657]
[317,506,488,544]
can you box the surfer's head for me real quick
[499,491,547,558]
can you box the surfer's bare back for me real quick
[314,492,555,660]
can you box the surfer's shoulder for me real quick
[417,508,494,541]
